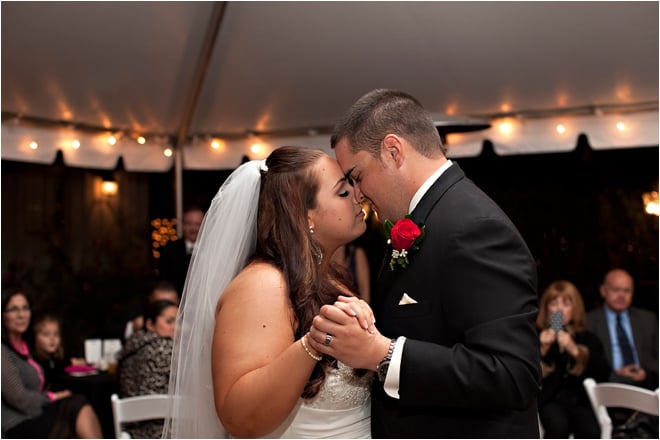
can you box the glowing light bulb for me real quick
[29,141,38,150]
[137,136,146,145]
[107,135,117,145]
[211,139,221,149]
[163,147,173,157]
[646,202,660,216]
[556,124,566,134]
[498,121,513,135]
[72,139,81,149]
[101,181,118,196]
[616,121,626,132]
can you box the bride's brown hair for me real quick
[254,146,353,397]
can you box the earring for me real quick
[312,245,323,265]
[309,225,314,234]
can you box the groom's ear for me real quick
[381,134,404,168]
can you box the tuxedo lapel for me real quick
[410,162,465,224]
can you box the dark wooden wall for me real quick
[2,156,154,353]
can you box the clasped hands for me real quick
[617,364,646,382]
[539,328,579,358]
[308,296,391,371]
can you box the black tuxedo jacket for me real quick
[157,239,191,295]
[586,306,659,389]
[372,163,541,438]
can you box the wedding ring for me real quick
[324,333,333,346]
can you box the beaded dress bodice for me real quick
[263,361,374,438]
[304,361,373,410]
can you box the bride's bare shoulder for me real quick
[218,261,287,307]
[237,260,284,284]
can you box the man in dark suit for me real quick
[310,89,541,438]
[157,205,204,295]
[586,268,658,390]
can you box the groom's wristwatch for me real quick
[377,338,397,382]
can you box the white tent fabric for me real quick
[2,1,658,171]
[1,124,174,171]
[448,111,659,158]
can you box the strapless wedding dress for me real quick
[263,362,373,438]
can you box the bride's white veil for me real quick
[162,160,263,438]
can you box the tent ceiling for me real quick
[2,1,658,170]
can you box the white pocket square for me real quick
[398,293,418,305]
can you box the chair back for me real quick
[583,377,659,439]
[110,393,173,439]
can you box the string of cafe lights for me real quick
[1,111,276,157]
[474,100,659,138]
[2,99,658,155]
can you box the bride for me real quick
[163,146,378,438]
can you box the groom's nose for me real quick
[352,185,365,203]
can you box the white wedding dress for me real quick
[260,362,373,439]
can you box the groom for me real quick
[310,89,541,438]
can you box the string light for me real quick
[1,99,655,164]
[151,218,178,259]
[498,120,514,135]
[643,191,659,216]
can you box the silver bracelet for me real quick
[301,334,322,361]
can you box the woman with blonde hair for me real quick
[536,280,611,438]
[32,314,86,392]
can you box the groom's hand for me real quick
[309,302,390,371]
[333,296,376,333]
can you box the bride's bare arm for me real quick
[211,262,319,438]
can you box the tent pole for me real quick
[174,1,228,236]
[174,143,184,237]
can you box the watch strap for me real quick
[377,338,397,381]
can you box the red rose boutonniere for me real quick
[384,215,425,271]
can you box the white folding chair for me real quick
[110,393,173,439]
[583,377,659,439]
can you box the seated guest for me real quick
[117,299,177,438]
[537,280,611,438]
[587,268,658,390]
[31,314,86,392]
[587,268,659,434]
[1,287,102,438]
[124,280,179,340]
